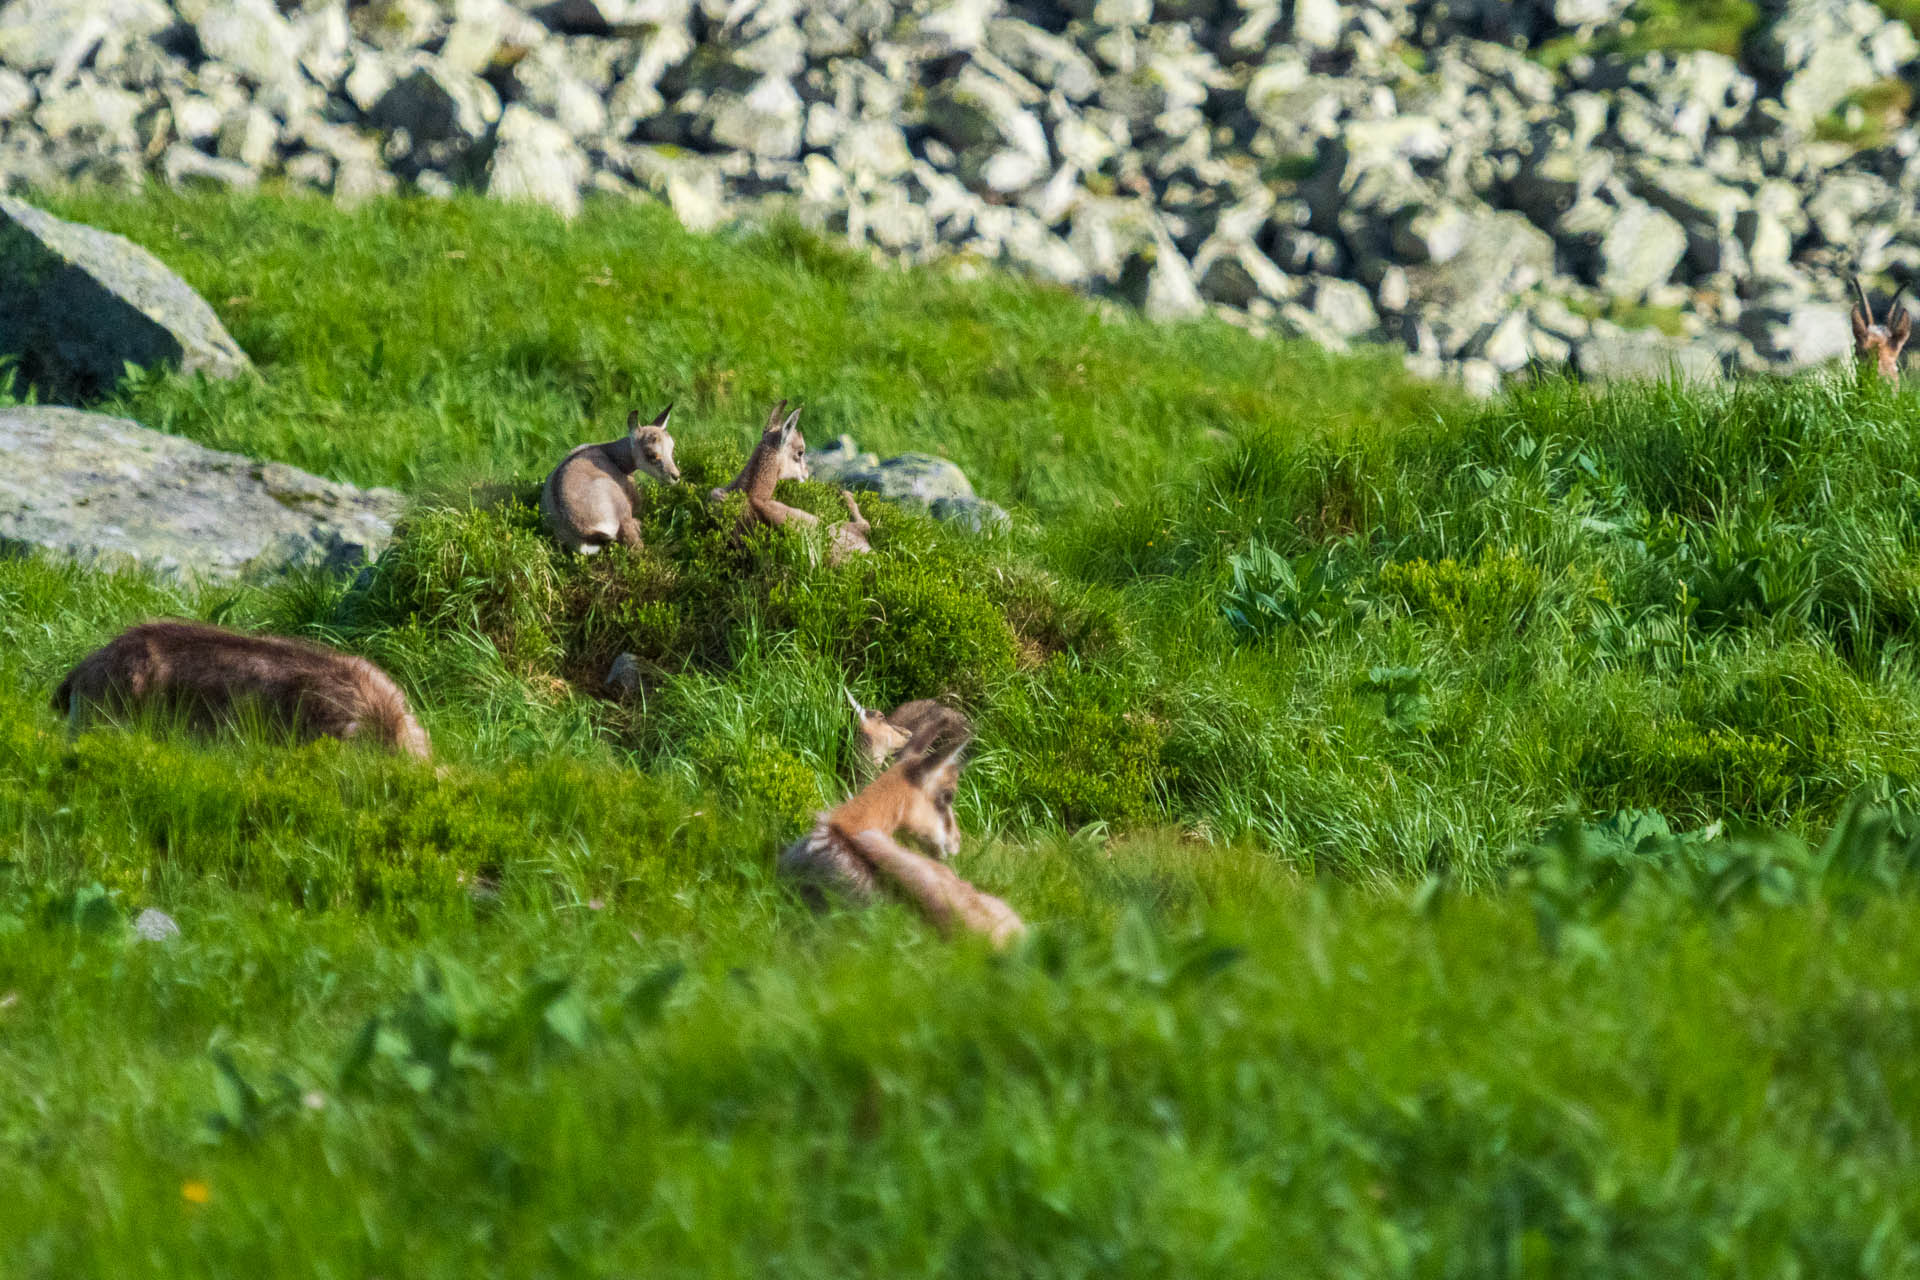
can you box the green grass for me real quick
[7,190,1920,1274]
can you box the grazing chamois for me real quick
[1851,278,1912,384]
[710,400,873,563]
[53,620,431,759]
[780,708,1026,949]
[848,691,950,771]
[541,405,681,554]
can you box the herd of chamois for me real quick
[52,399,1022,945]
[47,283,1915,944]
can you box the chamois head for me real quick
[627,405,681,482]
[1851,278,1911,384]
[849,692,949,768]
[761,398,810,484]
[874,709,971,859]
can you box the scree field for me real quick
[6,190,1920,1277]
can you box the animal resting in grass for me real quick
[541,405,681,554]
[781,707,1027,949]
[1852,277,1912,384]
[711,400,873,562]
[54,621,431,759]
[848,692,950,773]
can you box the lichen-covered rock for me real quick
[0,407,407,581]
[0,197,251,399]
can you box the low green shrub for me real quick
[984,659,1168,829]
[1375,546,1543,642]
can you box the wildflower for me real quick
[181,1180,210,1205]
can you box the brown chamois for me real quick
[1851,278,1912,384]
[541,405,681,554]
[710,400,872,563]
[53,620,431,759]
[847,691,951,771]
[780,709,1027,949]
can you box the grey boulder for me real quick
[808,436,1009,532]
[0,407,407,581]
[0,197,251,399]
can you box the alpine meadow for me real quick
[12,189,1920,1277]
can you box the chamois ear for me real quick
[626,409,641,433]
[1853,304,1872,348]
[648,403,674,430]
[781,405,804,435]
[901,710,973,784]
[1892,301,1912,353]
[764,399,789,431]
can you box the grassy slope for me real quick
[4,191,1920,1275]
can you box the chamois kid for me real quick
[54,621,431,758]
[712,400,872,563]
[847,691,950,772]
[541,405,681,554]
[781,709,1026,948]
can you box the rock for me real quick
[1596,201,1687,300]
[0,407,407,581]
[0,197,251,399]
[163,143,260,191]
[1292,0,1345,47]
[1311,277,1377,338]
[1576,327,1722,383]
[132,908,180,942]
[0,0,170,74]
[1755,0,1918,126]
[486,105,588,218]
[1745,301,1853,368]
[706,76,804,159]
[0,69,28,125]
[605,652,641,695]
[814,444,1007,530]
[1401,210,1555,358]
[368,60,501,162]
[184,0,313,114]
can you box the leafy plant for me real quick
[1222,539,1361,638]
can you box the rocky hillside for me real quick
[5,0,1918,391]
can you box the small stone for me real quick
[132,908,180,942]
[606,652,641,695]
[1311,277,1377,339]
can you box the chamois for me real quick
[54,620,431,758]
[711,400,873,563]
[1851,277,1912,384]
[780,709,1026,948]
[541,405,681,554]
[848,692,951,771]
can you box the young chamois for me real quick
[53,620,432,759]
[710,400,873,563]
[541,405,681,554]
[1851,278,1912,384]
[847,691,950,772]
[781,709,1026,949]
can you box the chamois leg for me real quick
[748,496,820,529]
[615,514,645,550]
